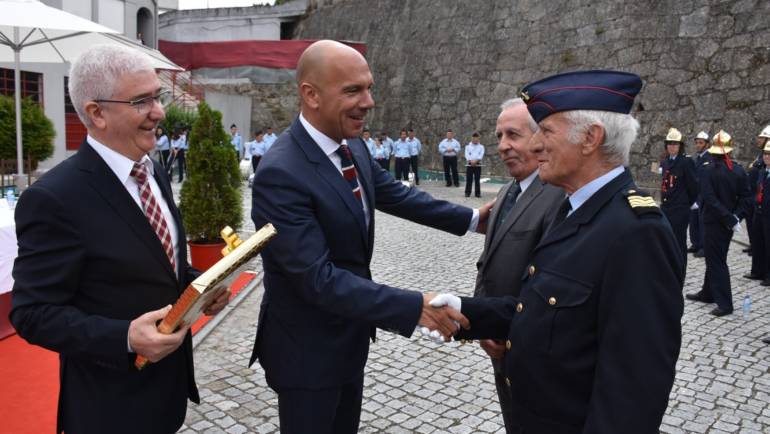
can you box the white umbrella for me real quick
[0,0,182,179]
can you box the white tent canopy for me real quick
[0,0,182,179]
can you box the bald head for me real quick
[296,40,374,142]
[297,40,367,87]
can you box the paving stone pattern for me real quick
[178,180,770,434]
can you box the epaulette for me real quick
[624,189,661,217]
[703,161,710,165]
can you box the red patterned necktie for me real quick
[335,144,363,206]
[130,162,176,270]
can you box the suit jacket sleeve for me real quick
[251,164,423,336]
[454,296,517,341]
[368,156,473,235]
[582,220,683,433]
[10,184,131,366]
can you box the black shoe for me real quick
[687,246,698,253]
[685,292,714,303]
[710,307,733,317]
[475,194,481,198]
[446,184,452,187]
[454,183,460,187]
[744,273,763,280]
[743,247,751,253]
[761,279,770,287]
[762,336,770,344]
[464,194,470,198]
[693,250,705,258]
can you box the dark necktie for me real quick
[335,144,363,206]
[496,183,521,227]
[552,197,572,228]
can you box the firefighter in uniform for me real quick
[660,127,698,273]
[686,131,752,316]
[431,70,684,433]
[688,131,711,257]
[746,125,770,280]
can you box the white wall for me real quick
[99,0,126,33]
[62,0,92,20]
[160,17,281,42]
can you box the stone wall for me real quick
[202,81,299,136]
[294,0,770,187]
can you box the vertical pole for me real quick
[14,27,24,178]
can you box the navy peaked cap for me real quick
[520,70,643,123]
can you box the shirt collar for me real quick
[87,135,154,184]
[299,113,345,156]
[517,169,539,194]
[567,166,625,213]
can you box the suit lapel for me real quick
[77,142,178,282]
[483,181,513,253]
[290,120,369,247]
[487,178,545,258]
[536,170,634,251]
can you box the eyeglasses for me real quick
[94,90,171,114]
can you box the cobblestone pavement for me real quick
[176,178,770,434]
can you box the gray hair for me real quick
[563,110,639,166]
[500,98,538,133]
[68,44,156,128]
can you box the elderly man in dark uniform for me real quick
[686,131,751,316]
[660,127,698,273]
[430,70,684,433]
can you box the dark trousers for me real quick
[276,377,363,434]
[688,207,703,250]
[703,222,733,311]
[491,357,515,433]
[386,156,392,173]
[410,155,420,184]
[746,202,756,251]
[443,155,459,186]
[465,165,481,197]
[375,158,388,170]
[176,150,186,182]
[663,206,689,275]
[395,157,410,181]
[251,155,261,173]
[159,150,170,169]
[750,210,770,278]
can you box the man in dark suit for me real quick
[688,131,711,257]
[433,70,684,433]
[9,45,228,434]
[249,40,484,434]
[473,97,563,432]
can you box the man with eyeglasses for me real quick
[9,44,229,434]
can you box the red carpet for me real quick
[0,271,256,434]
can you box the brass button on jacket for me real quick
[548,297,557,306]
[528,265,536,276]
[505,377,511,387]
[516,302,524,313]
[505,340,512,350]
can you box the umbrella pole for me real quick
[14,27,25,181]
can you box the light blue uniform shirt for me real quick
[264,133,278,148]
[373,145,389,159]
[247,139,268,158]
[465,142,485,162]
[363,138,376,156]
[381,137,394,155]
[393,139,411,158]
[407,138,422,156]
[231,133,242,152]
[566,166,625,217]
[439,138,461,156]
[173,136,188,150]
[155,135,170,151]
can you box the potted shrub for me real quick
[179,101,242,270]
[0,95,55,186]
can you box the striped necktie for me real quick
[130,162,176,271]
[335,144,363,206]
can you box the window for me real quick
[0,68,43,104]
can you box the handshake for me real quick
[417,293,466,343]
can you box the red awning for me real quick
[158,39,367,70]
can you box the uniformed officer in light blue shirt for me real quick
[171,128,188,183]
[362,129,376,156]
[264,126,278,149]
[230,124,243,159]
[464,132,485,197]
[372,136,389,169]
[155,126,170,170]
[247,130,268,172]
[407,129,422,185]
[438,129,462,187]
[393,129,412,181]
